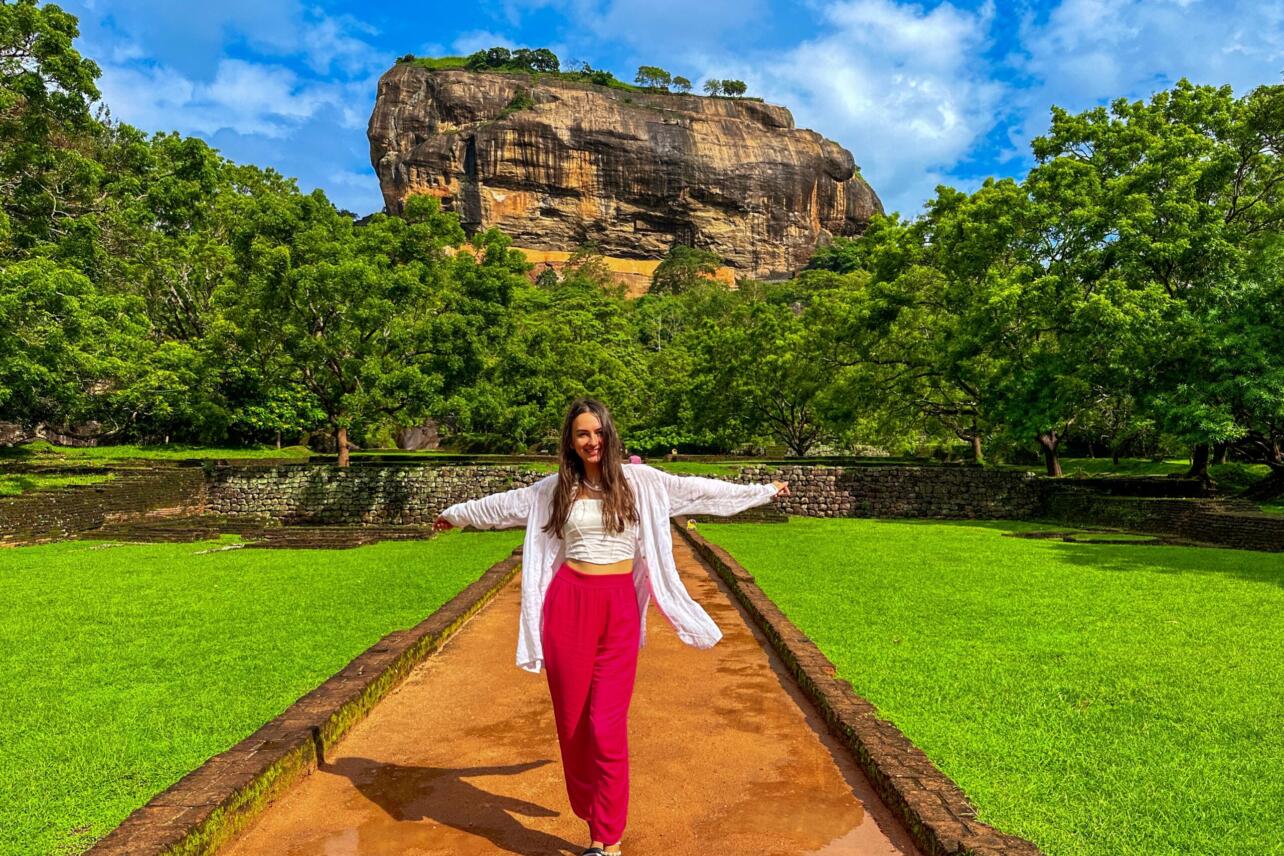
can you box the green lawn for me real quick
[0,472,116,496]
[649,461,759,475]
[695,517,1284,856]
[1001,457,1272,490]
[0,440,314,463]
[0,531,521,855]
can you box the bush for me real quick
[499,87,535,118]
[622,428,730,456]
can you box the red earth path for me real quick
[221,534,922,856]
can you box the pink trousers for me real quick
[540,561,642,845]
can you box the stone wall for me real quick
[6,460,1281,552]
[1046,489,1284,552]
[740,464,1048,519]
[203,463,548,525]
[0,466,208,543]
[204,462,1048,524]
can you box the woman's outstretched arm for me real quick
[649,466,789,518]
[435,480,544,531]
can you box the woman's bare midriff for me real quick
[564,557,634,575]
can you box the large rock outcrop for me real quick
[367,65,883,280]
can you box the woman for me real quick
[432,398,789,856]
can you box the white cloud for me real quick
[65,1,391,78]
[745,0,1006,216]
[450,31,523,55]
[299,11,385,75]
[74,0,1284,225]
[494,0,769,53]
[96,58,362,139]
[1009,0,1284,149]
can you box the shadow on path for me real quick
[320,755,580,855]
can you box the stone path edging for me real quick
[85,544,525,855]
[674,517,1044,856]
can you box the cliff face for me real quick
[367,66,883,280]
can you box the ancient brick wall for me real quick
[204,462,1048,524]
[203,463,547,525]
[0,467,207,543]
[1046,489,1284,552]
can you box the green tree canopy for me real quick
[649,244,722,295]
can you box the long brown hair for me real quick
[542,397,640,540]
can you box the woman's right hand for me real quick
[432,515,455,533]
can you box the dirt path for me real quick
[221,533,921,856]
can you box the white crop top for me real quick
[563,498,639,563]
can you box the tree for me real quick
[0,258,142,438]
[533,265,559,289]
[635,66,672,90]
[808,192,1017,465]
[692,297,836,456]
[1027,80,1284,482]
[0,0,103,252]
[649,244,722,295]
[561,243,625,295]
[447,246,644,451]
[721,79,747,97]
[530,48,559,73]
[224,192,512,466]
[673,76,691,93]
[702,79,723,96]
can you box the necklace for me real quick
[580,474,603,491]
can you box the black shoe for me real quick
[579,849,606,856]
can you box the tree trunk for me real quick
[337,425,350,468]
[275,429,282,450]
[1038,431,1062,477]
[1185,442,1210,483]
[970,434,984,464]
[1212,442,1228,465]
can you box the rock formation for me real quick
[367,65,883,280]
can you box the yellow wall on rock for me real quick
[447,245,738,298]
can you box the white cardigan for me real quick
[441,463,778,673]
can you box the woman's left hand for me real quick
[771,480,791,497]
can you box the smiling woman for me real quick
[432,396,788,855]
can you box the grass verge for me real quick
[0,472,116,496]
[695,516,1283,856]
[0,530,521,855]
[0,440,313,464]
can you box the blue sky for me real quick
[62,0,1284,217]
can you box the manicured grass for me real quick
[1261,502,1283,515]
[997,456,1190,476]
[0,440,314,463]
[648,461,758,475]
[0,531,521,855]
[1000,457,1272,491]
[695,517,1284,856]
[0,472,116,496]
